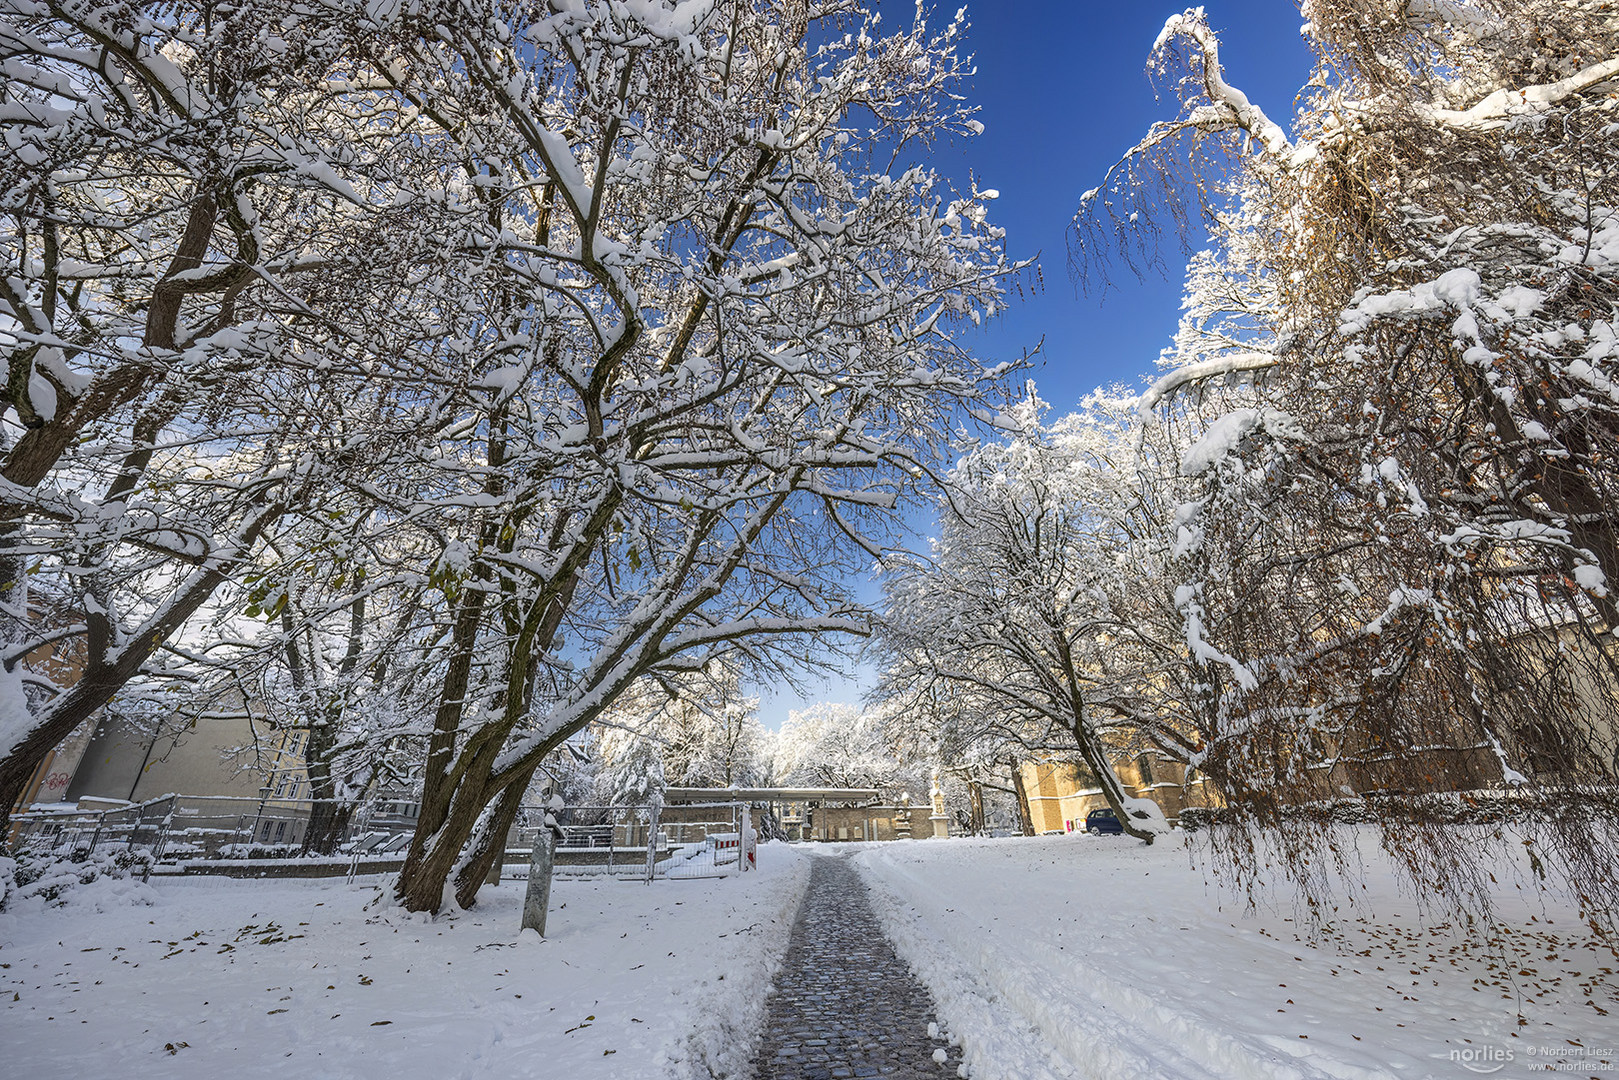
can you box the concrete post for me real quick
[521,831,555,935]
[643,799,662,884]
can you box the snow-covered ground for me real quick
[1,844,809,1080]
[853,833,1619,1080]
[7,833,1615,1080]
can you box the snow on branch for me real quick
[1139,352,1281,413]
[1416,55,1619,131]
[1153,7,1292,158]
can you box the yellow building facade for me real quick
[1018,753,1221,834]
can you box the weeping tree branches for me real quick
[1076,2,1619,927]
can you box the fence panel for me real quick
[9,797,755,885]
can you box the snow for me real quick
[1181,409,1268,474]
[854,834,1619,1080]
[1574,562,1608,596]
[1140,352,1280,412]
[0,659,31,761]
[1155,9,1292,158]
[1416,56,1619,132]
[26,367,57,422]
[1118,796,1171,835]
[1340,269,1482,335]
[0,845,809,1079]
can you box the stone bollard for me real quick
[521,831,556,935]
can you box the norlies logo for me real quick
[1450,1046,1513,1074]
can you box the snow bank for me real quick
[854,834,1617,1080]
[0,844,809,1079]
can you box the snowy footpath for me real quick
[852,833,1619,1080]
[1,844,809,1080]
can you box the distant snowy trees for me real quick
[1066,2,1619,922]
[875,393,1193,841]
[771,701,924,793]
[594,664,766,802]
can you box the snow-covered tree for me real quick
[599,727,667,809]
[349,0,1015,911]
[592,662,765,799]
[0,0,462,822]
[0,0,1014,913]
[1082,3,1619,922]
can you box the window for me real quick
[1137,755,1154,785]
[274,820,287,843]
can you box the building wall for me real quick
[9,621,91,813]
[65,691,305,805]
[16,719,97,809]
[806,803,928,842]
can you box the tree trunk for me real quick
[1053,635,1158,844]
[1007,760,1036,836]
[1070,731,1158,845]
[394,775,492,912]
[453,770,533,908]
[301,799,352,857]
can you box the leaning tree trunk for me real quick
[1007,759,1036,836]
[452,769,536,908]
[1053,635,1159,844]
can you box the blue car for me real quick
[1085,807,1123,835]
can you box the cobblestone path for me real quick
[755,855,962,1080]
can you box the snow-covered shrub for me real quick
[0,848,156,911]
[0,855,16,911]
[214,842,303,861]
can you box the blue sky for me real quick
[752,2,1315,729]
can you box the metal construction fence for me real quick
[507,801,753,881]
[7,795,755,882]
[6,794,418,865]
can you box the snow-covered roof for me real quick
[662,786,882,803]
